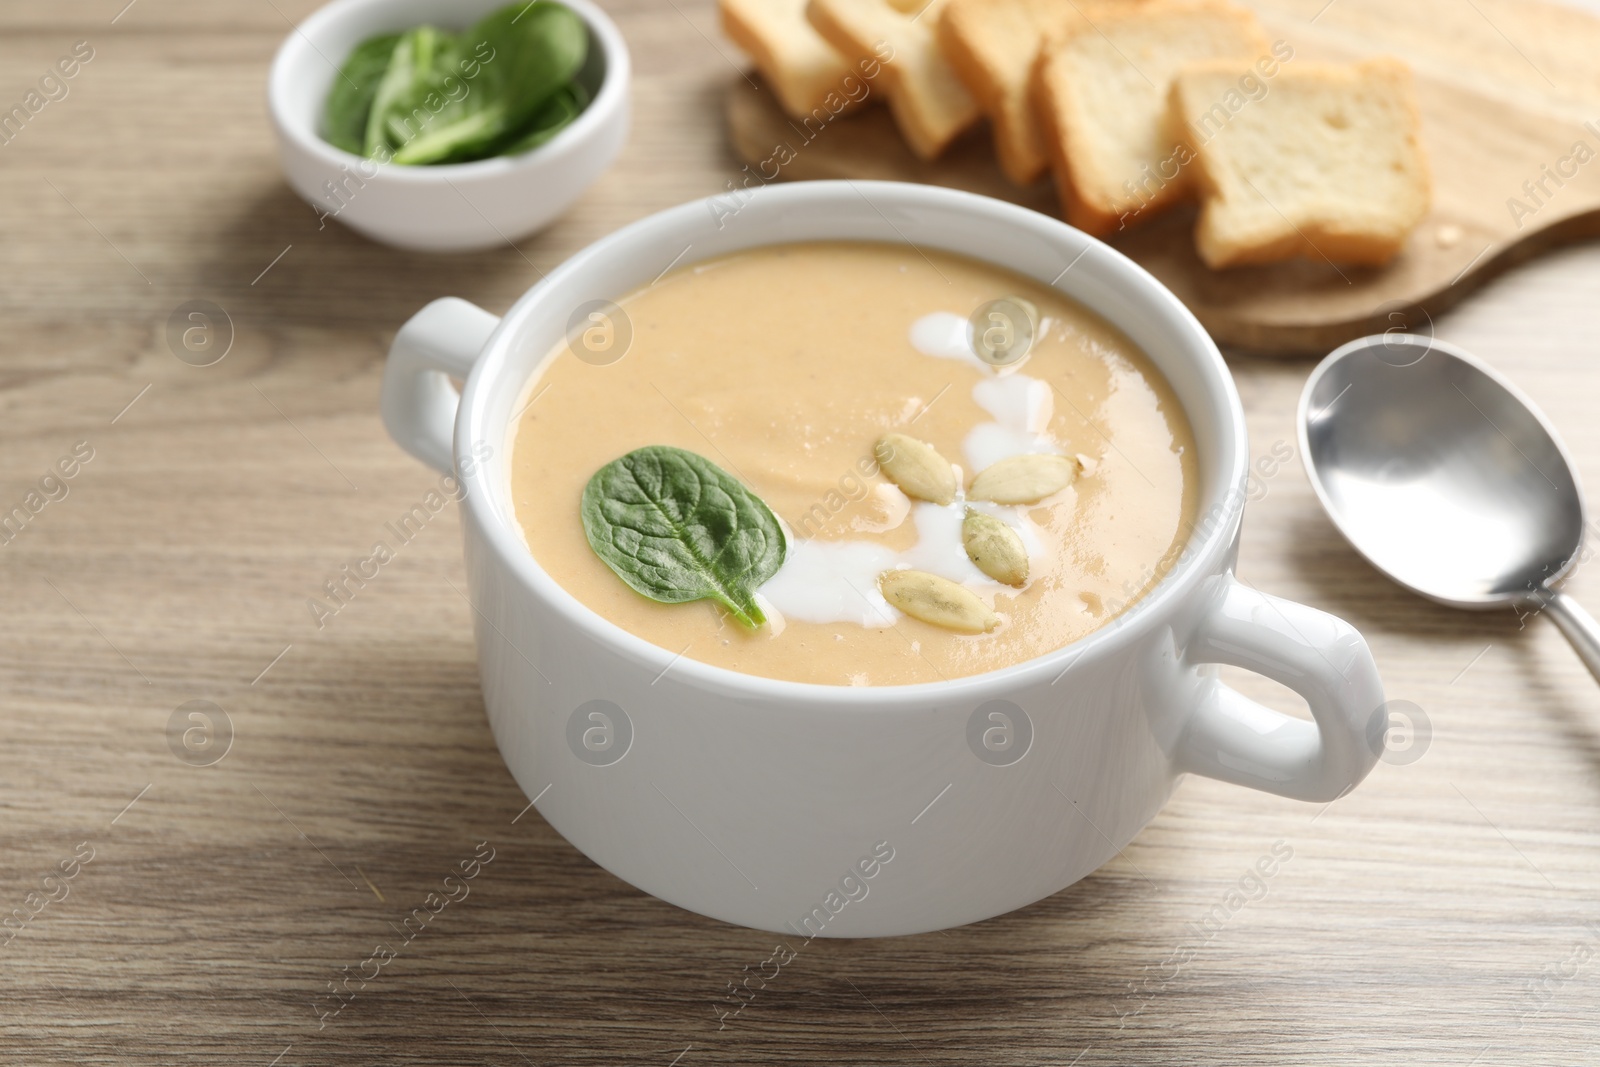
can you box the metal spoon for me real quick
[1299,333,1600,684]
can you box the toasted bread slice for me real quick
[939,0,1132,185]
[721,0,871,121]
[1171,58,1431,268]
[1033,0,1269,235]
[807,0,981,160]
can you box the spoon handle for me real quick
[1538,589,1600,687]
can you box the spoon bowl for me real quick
[1300,333,1600,682]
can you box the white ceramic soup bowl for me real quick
[381,180,1386,936]
[267,0,630,252]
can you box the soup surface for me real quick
[510,242,1198,686]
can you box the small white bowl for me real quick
[267,0,630,252]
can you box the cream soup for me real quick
[509,242,1198,686]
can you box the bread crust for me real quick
[1031,0,1268,235]
[720,0,869,121]
[1174,57,1432,268]
[940,0,1138,187]
[807,0,980,160]
[939,0,1052,184]
[1032,48,1144,233]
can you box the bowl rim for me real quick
[265,0,632,181]
[459,180,1250,705]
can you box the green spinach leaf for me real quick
[386,2,587,165]
[322,32,400,154]
[321,2,591,165]
[497,80,589,156]
[364,26,445,158]
[581,446,787,629]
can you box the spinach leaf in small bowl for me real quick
[498,81,590,156]
[322,31,400,155]
[320,1,591,166]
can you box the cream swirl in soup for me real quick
[510,242,1198,686]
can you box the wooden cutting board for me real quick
[726,0,1600,355]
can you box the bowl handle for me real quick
[381,297,501,474]
[1177,576,1385,802]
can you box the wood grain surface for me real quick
[727,0,1600,354]
[2,1,1600,1064]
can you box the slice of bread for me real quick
[1171,58,1432,268]
[1032,0,1269,235]
[721,0,870,121]
[940,0,1132,186]
[807,0,981,160]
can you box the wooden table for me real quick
[3,1,1598,1063]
